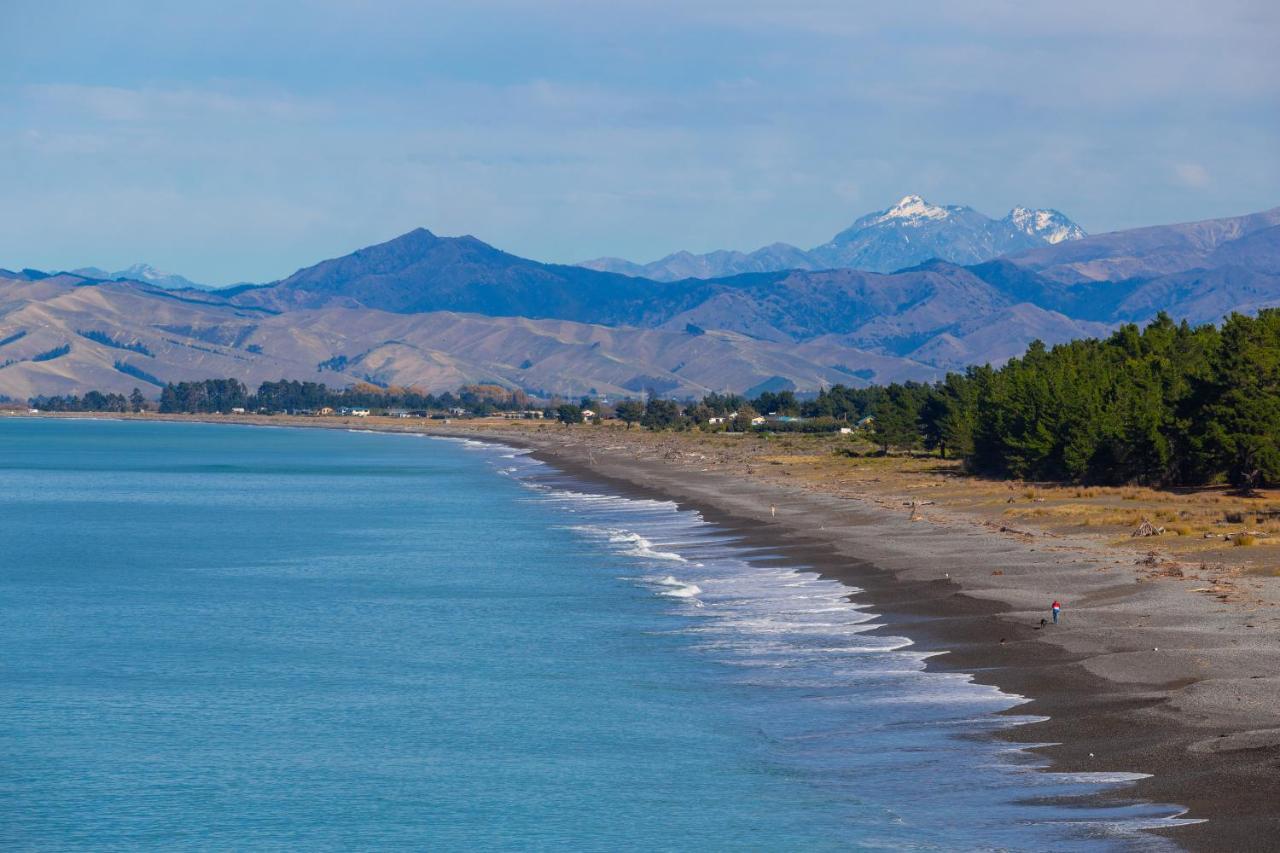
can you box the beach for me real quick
[419,419,1280,852]
[14,412,1280,850]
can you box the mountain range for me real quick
[1,201,1277,402]
[580,195,1087,280]
[70,263,211,290]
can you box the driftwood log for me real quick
[1131,519,1165,537]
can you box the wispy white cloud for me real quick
[24,84,333,123]
[1174,163,1212,188]
[0,0,1276,281]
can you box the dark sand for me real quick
[439,427,1280,852]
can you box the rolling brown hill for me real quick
[0,273,934,400]
[4,205,1277,401]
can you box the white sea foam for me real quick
[651,575,703,602]
[609,531,689,563]
[471,442,1197,844]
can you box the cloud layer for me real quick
[2,0,1277,283]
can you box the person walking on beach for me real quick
[1051,600,1061,624]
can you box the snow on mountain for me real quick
[579,194,1087,280]
[866,194,954,225]
[71,263,211,290]
[1006,206,1086,245]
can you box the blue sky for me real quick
[2,0,1277,283]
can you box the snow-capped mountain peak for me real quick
[71,263,210,290]
[119,263,174,282]
[576,194,1088,279]
[1005,206,1086,245]
[875,194,952,225]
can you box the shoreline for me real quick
[14,413,1280,850]
[448,431,1242,848]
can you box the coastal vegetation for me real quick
[629,310,1280,489]
[602,311,1280,490]
[849,311,1280,489]
[145,379,535,417]
[26,310,1280,489]
[29,389,142,413]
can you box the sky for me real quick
[2,0,1277,284]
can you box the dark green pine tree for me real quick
[1193,311,1280,490]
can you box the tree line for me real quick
[29,389,147,413]
[793,310,1280,489]
[605,311,1280,489]
[26,309,1280,487]
[156,379,536,416]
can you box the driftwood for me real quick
[1202,530,1269,540]
[1131,519,1165,537]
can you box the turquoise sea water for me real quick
[0,419,1192,850]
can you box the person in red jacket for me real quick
[1051,600,1062,624]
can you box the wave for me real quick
[468,437,1196,845]
[561,524,691,563]
[652,575,701,596]
[608,530,689,563]
[649,574,703,606]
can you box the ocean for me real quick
[0,419,1192,850]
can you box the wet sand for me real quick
[433,424,1280,852]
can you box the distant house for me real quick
[580,409,596,422]
[230,407,246,414]
[856,415,876,429]
[707,416,727,425]
[387,408,412,418]
[839,427,853,434]
[449,407,466,417]
[750,416,767,426]
[317,406,335,416]
[350,408,370,417]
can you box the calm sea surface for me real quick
[0,419,1191,850]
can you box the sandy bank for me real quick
[426,423,1280,852]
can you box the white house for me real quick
[750,416,767,426]
[580,409,597,421]
[707,416,727,425]
[839,426,853,434]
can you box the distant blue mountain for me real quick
[4,204,1275,400]
[580,194,1086,280]
[71,263,212,290]
[227,206,1280,370]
